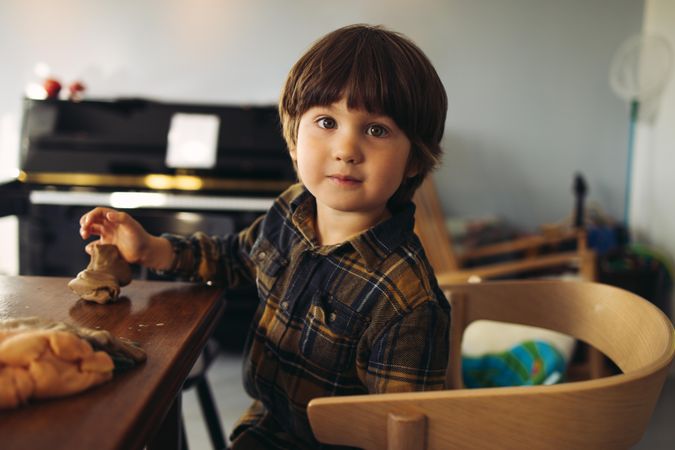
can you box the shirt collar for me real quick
[349,202,415,271]
[289,186,318,245]
[289,186,416,271]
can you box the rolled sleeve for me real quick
[155,215,265,287]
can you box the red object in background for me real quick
[68,81,86,100]
[43,78,62,99]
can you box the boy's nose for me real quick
[333,132,363,164]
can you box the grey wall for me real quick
[433,1,643,227]
[0,0,643,232]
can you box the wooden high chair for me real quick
[308,280,675,450]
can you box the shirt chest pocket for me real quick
[251,238,287,300]
[299,292,369,372]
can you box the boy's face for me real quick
[290,97,414,221]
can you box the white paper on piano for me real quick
[166,113,220,169]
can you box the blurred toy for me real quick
[42,78,61,99]
[68,80,86,101]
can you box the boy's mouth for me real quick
[327,174,362,185]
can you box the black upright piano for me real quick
[0,97,296,349]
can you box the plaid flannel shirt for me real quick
[163,183,450,449]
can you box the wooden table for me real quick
[0,275,226,450]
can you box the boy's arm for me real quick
[156,215,265,287]
[362,300,449,393]
[139,235,175,271]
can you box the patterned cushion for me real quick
[462,340,566,388]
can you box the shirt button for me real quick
[280,301,289,311]
[257,251,267,260]
[329,312,337,323]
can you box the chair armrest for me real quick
[436,251,586,284]
[458,229,581,263]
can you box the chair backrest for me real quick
[307,281,675,450]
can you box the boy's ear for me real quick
[289,147,297,162]
[405,160,420,178]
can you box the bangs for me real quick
[288,26,426,137]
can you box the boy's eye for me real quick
[317,117,337,129]
[366,124,389,137]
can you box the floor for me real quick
[182,352,675,450]
[634,368,675,449]
[182,351,252,450]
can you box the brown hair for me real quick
[279,24,448,209]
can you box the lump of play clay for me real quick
[1,317,146,365]
[0,317,146,410]
[68,244,133,304]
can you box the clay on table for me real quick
[68,244,132,304]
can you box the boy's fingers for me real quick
[105,210,133,226]
[106,211,123,222]
[80,212,94,227]
[81,207,114,226]
[80,223,104,239]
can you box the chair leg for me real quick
[180,415,190,450]
[195,375,227,450]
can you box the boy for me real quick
[79,24,450,449]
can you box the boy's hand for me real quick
[79,207,172,270]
